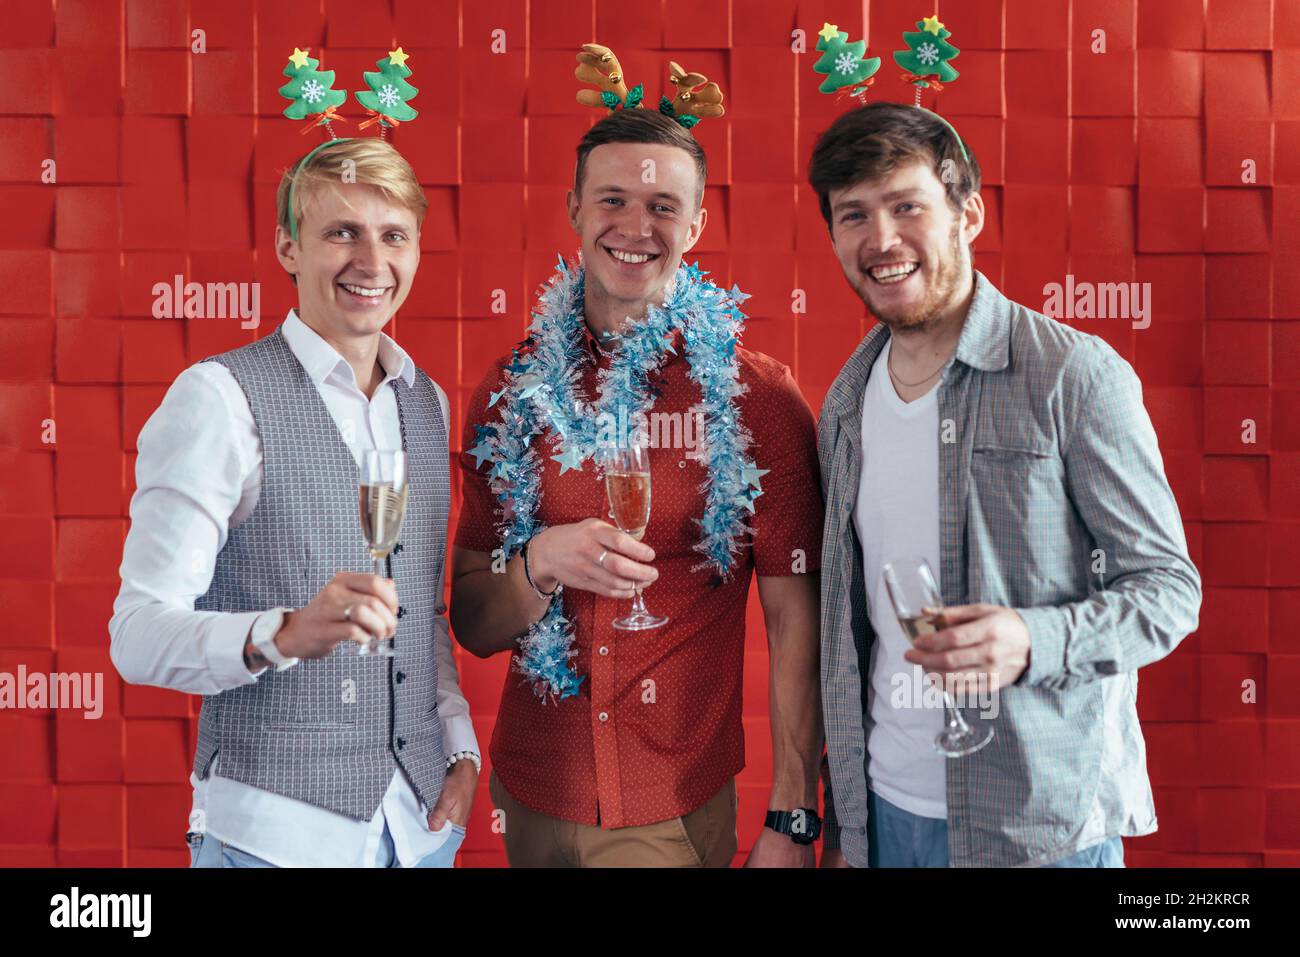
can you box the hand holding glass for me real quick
[881,557,993,757]
[603,444,668,631]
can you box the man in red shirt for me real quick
[450,104,825,866]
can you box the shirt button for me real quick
[598,711,609,722]
[396,737,406,749]
[395,671,405,683]
[678,460,686,469]
[598,646,609,656]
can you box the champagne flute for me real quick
[353,449,408,657]
[603,443,668,631]
[881,557,993,757]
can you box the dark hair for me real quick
[807,102,980,228]
[574,108,707,209]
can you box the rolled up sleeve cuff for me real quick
[206,611,267,687]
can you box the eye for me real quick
[839,211,864,224]
[602,197,624,206]
[386,231,408,243]
[654,204,676,215]
[896,202,921,215]
[329,227,355,240]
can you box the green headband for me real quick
[286,137,353,243]
[915,106,970,166]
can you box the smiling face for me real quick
[566,141,706,318]
[828,156,983,331]
[274,181,420,341]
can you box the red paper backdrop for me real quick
[1,0,1297,868]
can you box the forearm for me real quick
[109,601,265,693]
[450,552,552,657]
[762,578,823,809]
[1017,560,1201,690]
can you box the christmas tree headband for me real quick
[574,43,725,129]
[812,17,968,164]
[278,46,421,242]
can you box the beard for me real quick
[859,220,968,332]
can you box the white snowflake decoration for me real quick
[917,42,940,66]
[378,84,400,109]
[300,79,325,104]
[835,52,857,75]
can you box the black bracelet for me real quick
[522,536,559,600]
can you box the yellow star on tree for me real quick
[387,46,410,66]
[921,15,944,35]
[817,22,841,42]
[288,47,310,69]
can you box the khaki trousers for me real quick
[489,770,738,867]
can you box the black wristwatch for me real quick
[765,808,822,845]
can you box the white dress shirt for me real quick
[110,310,478,867]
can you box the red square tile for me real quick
[55,186,119,250]
[1201,522,1268,587]
[1206,118,1272,186]
[1136,50,1203,116]
[1197,787,1264,851]
[55,717,124,783]
[53,117,121,184]
[1206,0,1273,50]
[1206,254,1270,319]
[1137,0,1205,49]
[1072,47,1135,116]
[1205,52,1270,118]
[1202,456,1268,520]
[1205,321,1269,385]
[1205,188,1271,252]
[55,449,124,516]
[1137,186,1203,253]
[124,51,190,115]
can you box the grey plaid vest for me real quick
[192,327,448,821]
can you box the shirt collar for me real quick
[281,309,416,390]
[950,270,1011,374]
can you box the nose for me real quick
[350,235,385,275]
[862,212,902,256]
[617,202,653,239]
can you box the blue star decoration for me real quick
[517,374,545,400]
[490,459,511,480]
[552,445,584,474]
[488,387,507,408]
[741,463,769,490]
[468,431,496,468]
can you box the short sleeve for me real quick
[743,356,825,578]
[453,358,510,554]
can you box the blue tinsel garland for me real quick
[468,256,766,702]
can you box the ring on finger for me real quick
[342,604,354,622]
[596,549,608,568]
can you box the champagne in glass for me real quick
[881,557,993,757]
[353,449,408,657]
[603,443,667,631]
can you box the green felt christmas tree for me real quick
[813,22,881,95]
[894,15,960,83]
[355,47,419,128]
[279,48,347,126]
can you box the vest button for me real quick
[396,605,406,619]
[392,542,403,555]
[396,737,406,749]
[395,671,405,683]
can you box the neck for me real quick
[297,309,387,398]
[581,271,669,343]
[886,270,975,374]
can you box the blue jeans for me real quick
[866,790,1124,868]
[188,821,466,868]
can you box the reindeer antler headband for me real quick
[575,43,725,128]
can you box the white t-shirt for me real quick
[853,338,947,819]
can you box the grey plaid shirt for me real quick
[818,271,1201,867]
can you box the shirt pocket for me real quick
[967,444,1070,606]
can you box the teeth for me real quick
[341,283,388,298]
[608,247,654,264]
[869,262,919,284]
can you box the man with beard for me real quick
[809,103,1200,867]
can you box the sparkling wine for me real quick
[359,483,408,558]
[605,469,650,539]
[898,610,945,644]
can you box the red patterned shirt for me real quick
[455,323,823,828]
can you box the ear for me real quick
[960,191,985,247]
[274,224,299,280]
[680,205,708,254]
[565,187,581,236]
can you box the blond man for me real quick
[110,138,479,868]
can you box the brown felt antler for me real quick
[666,60,725,121]
[575,43,629,107]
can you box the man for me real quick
[109,137,480,867]
[809,103,1201,867]
[451,108,825,866]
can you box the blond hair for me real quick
[275,137,428,238]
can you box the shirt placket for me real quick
[588,593,625,828]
